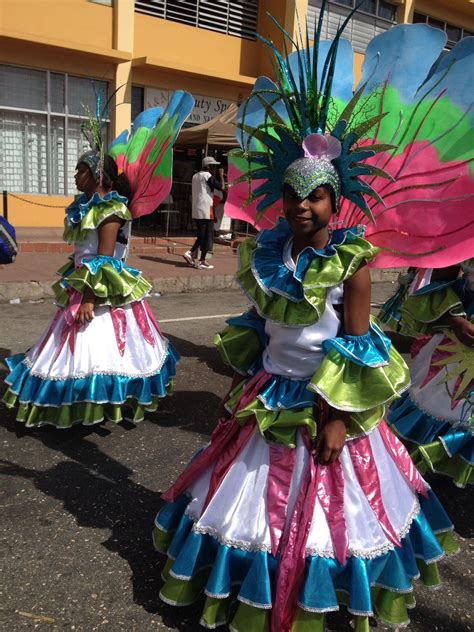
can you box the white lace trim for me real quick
[297,602,339,614]
[190,523,272,553]
[24,339,170,380]
[305,497,421,559]
[237,594,272,610]
[200,618,229,630]
[168,563,213,582]
[159,591,197,607]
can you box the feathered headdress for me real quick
[78,83,194,218]
[225,0,474,268]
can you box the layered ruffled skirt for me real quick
[3,298,178,428]
[389,333,473,488]
[153,371,457,631]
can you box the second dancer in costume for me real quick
[3,92,194,428]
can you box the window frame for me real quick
[0,64,109,196]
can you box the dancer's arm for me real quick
[75,216,122,325]
[315,266,371,464]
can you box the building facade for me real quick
[0,0,472,226]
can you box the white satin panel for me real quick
[26,304,169,379]
[262,285,343,379]
[182,427,420,557]
[73,223,130,267]
[409,333,465,422]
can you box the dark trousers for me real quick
[191,219,213,260]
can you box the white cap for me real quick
[202,156,220,168]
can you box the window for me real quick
[308,1,397,54]
[132,86,145,122]
[412,12,472,49]
[0,65,109,195]
[135,0,259,41]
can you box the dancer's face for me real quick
[75,163,96,193]
[282,184,334,240]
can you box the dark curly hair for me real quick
[102,155,133,201]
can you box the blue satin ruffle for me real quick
[257,373,315,410]
[389,392,474,464]
[66,191,129,226]
[252,218,365,302]
[5,347,179,407]
[323,320,391,368]
[155,488,449,614]
[81,255,141,277]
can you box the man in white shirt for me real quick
[184,156,223,269]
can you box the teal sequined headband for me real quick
[282,134,342,207]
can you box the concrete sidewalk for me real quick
[0,229,400,303]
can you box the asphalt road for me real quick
[0,289,472,632]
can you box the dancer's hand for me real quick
[76,301,95,325]
[313,418,347,465]
[448,316,474,347]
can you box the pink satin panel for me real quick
[111,307,128,356]
[132,301,156,345]
[272,430,317,632]
[378,420,429,497]
[143,300,163,337]
[348,435,401,547]
[36,308,62,356]
[64,289,83,326]
[267,444,297,557]
[316,460,349,566]
[161,371,272,504]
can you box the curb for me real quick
[0,269,401,304]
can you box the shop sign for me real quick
[145,88,234,125]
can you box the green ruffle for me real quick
[214,325,263,376]
[155,524,454,631]
[237,236,379,327]
[53,263,151,308]
[309,343,410,413]
[225,380,385,446]
[2,389,170,428]
[399,286,463,336]
[399,435,473,488]
[64,199,132,243]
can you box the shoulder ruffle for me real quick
[399,282,464,336]
[53,255,151,308]
[237,220,379,326]
[64,191,131,243]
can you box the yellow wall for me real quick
[133,13,259,85]
[0,0,114,51]
[414,0,474,30]
[6,195,72,228]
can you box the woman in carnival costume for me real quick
[2,91,194,428]
[152,6,473,630]
[388,260,474,487]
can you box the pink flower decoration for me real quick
[302,133,342,161]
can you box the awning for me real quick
[175,103,239,149]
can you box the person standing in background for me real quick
[184,156,223,270]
